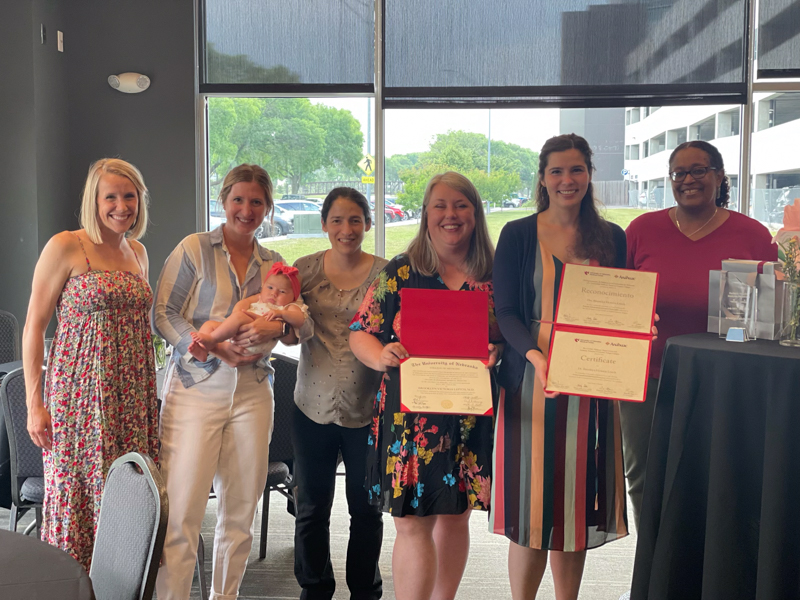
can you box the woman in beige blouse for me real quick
[292,187,388,600]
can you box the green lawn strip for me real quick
[263,208,648,265]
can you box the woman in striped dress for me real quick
[491,134,629,600]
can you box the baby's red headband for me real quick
[265,262,301,301]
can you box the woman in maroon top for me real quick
[622,140,777,530]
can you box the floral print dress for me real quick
[349,255,501,516]
[42,237,159,570]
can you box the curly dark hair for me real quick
[535,134,615,266]
[668,140,730,208]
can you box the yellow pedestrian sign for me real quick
[358,154,375,175]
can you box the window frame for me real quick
[195,0,800,256]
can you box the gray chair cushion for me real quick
[2,370,44,479]
[91,461,159,600]
[20,477,44,503]
[0,311,20,364]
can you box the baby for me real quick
[188,262,307,362]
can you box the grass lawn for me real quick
[264,207,648,265]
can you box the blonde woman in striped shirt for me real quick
[152,164,309,600]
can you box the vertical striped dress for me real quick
[490,239,628,551]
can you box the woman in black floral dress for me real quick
[350,172,502,600]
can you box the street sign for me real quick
[358,154,375,175]
[621,169,629,176]
[361,176,375,184]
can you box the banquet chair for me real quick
[0,368,44,534]
[90,452,167,600]
[258,354,297,560]
[0,310,20,364]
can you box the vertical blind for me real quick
[201,0,374,93]
[383,0,749,108]
[757,0,800,78]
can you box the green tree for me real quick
[385,153,420,181]
[395,129,532,211]
[206,42,301,84]
[207,98,364,196]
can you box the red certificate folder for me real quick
[544,264,659,403]
[398,289,492,415]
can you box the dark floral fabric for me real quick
[350,255,501,516]
[42,269,159,570]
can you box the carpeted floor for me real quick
[2,474,636,600]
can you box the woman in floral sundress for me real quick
[350,172,502,600]
[22,158,159,571]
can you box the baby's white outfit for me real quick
[245,298,308,355]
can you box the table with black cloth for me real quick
[0,529,95,599]
[631,333,800,600]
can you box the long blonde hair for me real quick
[405,171,494,282]
[79,158,149,243]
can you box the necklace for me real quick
[675,207,717,237]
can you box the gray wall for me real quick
[0,2,42,327]
[0,0,197,334]
[66,1,198,286]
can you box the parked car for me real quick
[502,199,517,208]
[276,200,322,213]
[273,200,320,231]
[385,197,408,220]
[368,202,403,223]
[263,205,292,237]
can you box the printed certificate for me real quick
[555,264,658,334]
[400,357,492,415]
[545,264,658,402]
[398,288,493,415]
[545,328,651,402]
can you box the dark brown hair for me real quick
[321,187,371,224]
[668,140,730,208]
[536,134,615,266]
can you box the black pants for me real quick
[292,405,383,600]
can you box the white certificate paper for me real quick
[545,330,651,402]
[556,264,658,334]
[400,357,492,415]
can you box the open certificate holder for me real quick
[545,264,658,403]
[398,288,493,416]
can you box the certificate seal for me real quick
[441,399,454,409]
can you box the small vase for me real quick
[779,282,800,347]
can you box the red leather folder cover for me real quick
[399,288,489,359]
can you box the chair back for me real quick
[270,355,297,463]
[0,368,44,507]
[90,452,168,600]
[0,310,20,364]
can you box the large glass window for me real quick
[206,97,374,264]
[199,0,800,254]
[750,91,800,228]
[383,0,748,107]
[201,0,373,91]
[689,116,716,141]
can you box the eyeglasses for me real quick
[669,166,717,182]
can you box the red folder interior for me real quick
[399,289,488,359]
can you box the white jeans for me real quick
[156,362,273,600]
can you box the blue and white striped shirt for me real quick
[152,226,299,387]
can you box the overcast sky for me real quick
[311,98,560,157]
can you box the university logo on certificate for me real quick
[398,288,493,416]
[545,264,658,403]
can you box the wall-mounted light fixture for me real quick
[108,72,151,94]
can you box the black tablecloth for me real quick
[631,334,800,600]
[0,529,95,599]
